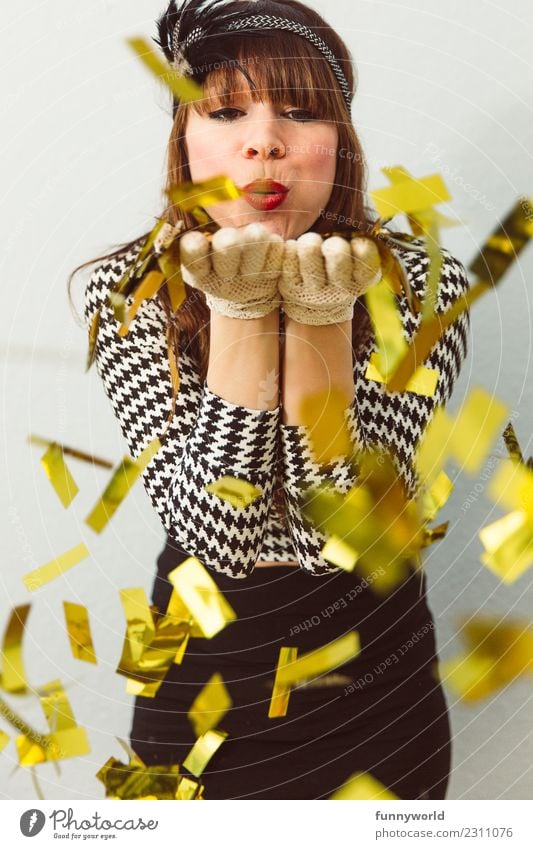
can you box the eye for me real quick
[284,109,316,122]
[207,108,242,123]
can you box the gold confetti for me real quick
[330,771,398,800]
[1,604,31,693]
[268,646,298,718]
[502,422,526,465]
[85,438,161,533]
[28,435,113,469]
[388,198,533,392]
[321,534,358,572]
[176,776,205,800]
[182,729,228,777]
[188,673,232,737]
[371,172,451,221]
[96,755,183,799]
[167,557,237,639]
[416,388,509,484]
[118,271,166,337]
[275,633,360,688]
[86,307,101,371]
[440,615,533,702]
[303,452,424,595]
[419,470,454,522]
[422,521,449,547]
[40,443,79,508]
[298,388,354,464]
[116,588,190,698]
[365,351,439,397]
[205,475,263,508]
[479,510,533,584]
[0,731,9,753]
[469,197,533,285]
[127,37,204,103]
[15,680,90,766]
[168,175,243,212]
[365,275,407,380]
[63,602,97,664]
[23,543,90,592]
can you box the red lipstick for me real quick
[242,179,289,211]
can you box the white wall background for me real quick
[1,0,531,800]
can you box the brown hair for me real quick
[67,0,379,524]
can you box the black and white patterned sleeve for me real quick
[355,240,471,497]
[279,239,471,575]
[84,244,280,579]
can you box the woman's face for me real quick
[184,88,339,240]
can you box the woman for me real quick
[71,0,470,799]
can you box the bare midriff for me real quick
[255,560,299,568]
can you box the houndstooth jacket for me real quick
[84,236,470,579]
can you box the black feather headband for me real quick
[153,0,353,111]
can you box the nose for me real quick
[242,139,285,160]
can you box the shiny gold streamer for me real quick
[188,673,232,737]
[23,544,90,592]
[182,729,228,777]
[204,476,262,508]
[167,557,237,639]
[1,603,31,693]
[40,443,79,508]
[85,438,161,533]
[63,602,97,664]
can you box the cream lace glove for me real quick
[279,233,382,325]
[179,222,284,319]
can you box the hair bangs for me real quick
[190,32,343,120]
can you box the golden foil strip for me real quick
[188,673,232,737]
[0,730,9,753]
[23,543,90,593]
[96,756,182,800]
[182,729,228,777]
[86,307,101,371]
[419,470,454,522]
[204,475,263,508]
[1,603,31,693]
[16,726,90,766]
[116,588,190,698]
[422,521,449,547]
[469,197,533,285]
[275,633,360,688]
[268,646,299,718]
[365,351,439,397]
[297,388,354,465]
[321,534,358,572]
[176,776,205,800]
[416,388,509,485]
[330,771,398,800]
[118,271,166,337]
[371,172,451,221]
[63,602,97,664]
[303,452,424,595]
[39,443,79,508]
[388,198,533,392]
[167,557,237,639]
[479,510,533,583]
[127,37,205,103]
[440,614,533,702]
[365,274,408,381]
[167,175,243,212]
[85,438,161,533]
[502,422,525,465]
[28,435,113,469]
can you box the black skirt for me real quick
[129,536,451,800]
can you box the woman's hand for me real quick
[279,233,382,325]
[179,222,284,319]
